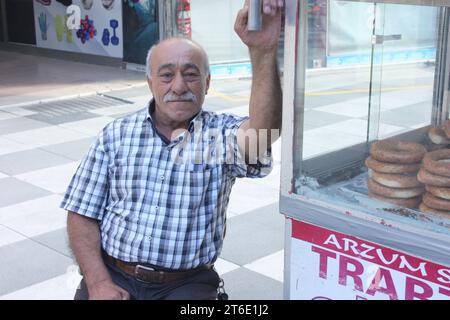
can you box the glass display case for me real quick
[280,0,450,300]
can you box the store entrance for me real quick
[5,0,36,45]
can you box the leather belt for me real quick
[102,252,212,284]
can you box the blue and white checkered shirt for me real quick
[61,101,272,269]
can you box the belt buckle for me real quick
[135,264,165,284]
[135,264,154,282]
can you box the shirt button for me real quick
[148,236,152,240]
[160,175,165,181]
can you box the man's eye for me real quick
[160,73,173,80]
[184,73,200,80]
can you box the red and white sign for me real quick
[290,220,450,300]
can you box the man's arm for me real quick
[67,212,130,300]
[235,0,283,162]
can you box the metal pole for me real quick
[432,6,450,125]
[248,0,262,31]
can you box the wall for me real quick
[33,0,123,58]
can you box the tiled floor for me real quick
[0,50,436,300]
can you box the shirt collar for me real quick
[146,99,203,133]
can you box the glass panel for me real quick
[374,3,438,140]
[302,0,376,160]
[293,0,450,222]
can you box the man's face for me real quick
[147,40,210,127]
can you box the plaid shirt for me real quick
[61,101,272,269]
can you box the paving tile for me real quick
[221,203,284,265]
[214,258,240,276]
[14,162,79,194]
[303,109,352,130]
[377,102,433,128]
[227,179,279,218]
[89,104,143,117]
[221,268,283,300]
[100,85,149,100]
[0,195,67,237]
[204,96,247,110]
[26,111,100,125]
[58,116,115,136]
[322,119,404,138]
[0,272,81,300]
[303,126,366,152]
[305,92,367,109]
[0,225,27,247]
[2,107,38,117]
[32,228,72,257]
[0,117,50,135]
[41,138,95,161]
[244,250,284,282]
[0,111,20,121]
[0,238,74,295]
[2,125,92,148]
[0,137,34,156]
[0,149,73,175]
[0,178,52,208]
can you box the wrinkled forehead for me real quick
[151,40,206,73]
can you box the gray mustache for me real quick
[163,92,197,103]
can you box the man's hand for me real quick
[234,0,284,52]
[88,278,130,300]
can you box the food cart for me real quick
[280,0,450,300]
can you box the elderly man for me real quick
[61,0,283,300]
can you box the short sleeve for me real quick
[60,129,110,220]
[220,114,273,179]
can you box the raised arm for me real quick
[235,0,283,162]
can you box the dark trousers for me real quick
[74,262,220,300]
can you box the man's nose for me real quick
[171,72,188,95]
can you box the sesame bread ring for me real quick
[370,140,426,164]
[426,185,450,200]
[443,120,450,138]
[419,203,450,219]
[428,127,450,145]
[423,192,450,211]
[368,191,421,208]
[367,179,425,198]
[365,157,421,174]
[422,149,450,177]
[370,170,422,188]
[417,168,450,187]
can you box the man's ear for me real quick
[147,76,154,95]
[205,74,211,95]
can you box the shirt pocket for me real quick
[170,164,213,214]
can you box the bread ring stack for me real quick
[428,121,450,150]
[366,140,426,208]
[418,148,450,217]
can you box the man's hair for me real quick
[146,38,210,80]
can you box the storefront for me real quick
[0,0,163,66]
[281,0,450,300]
[0,0,268,76]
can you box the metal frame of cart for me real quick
[280,0,450,300]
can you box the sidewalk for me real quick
[0,50,284,300]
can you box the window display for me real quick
[291,0,450,229]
